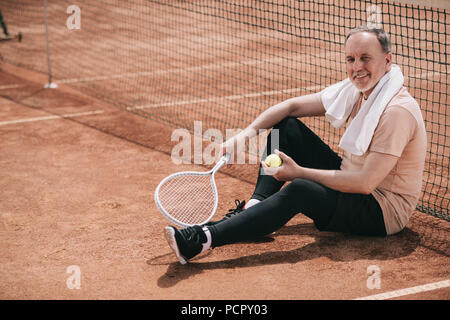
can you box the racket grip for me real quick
[211,153,231,172]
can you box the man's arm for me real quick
[222,93,325,154]
[264,150,398,194]
[246,92,325,133]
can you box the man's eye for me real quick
[346,58,354,62]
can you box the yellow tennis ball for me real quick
[264,153,282,167]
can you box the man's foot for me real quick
[203,199,246,227]
[164,225,207,264]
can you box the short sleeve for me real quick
[369,106,417,157]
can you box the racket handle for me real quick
[211,153,231,172]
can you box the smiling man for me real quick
[345,28,392,97]
[164,25,427,265]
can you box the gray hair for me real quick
[345,25,392,53]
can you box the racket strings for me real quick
[157,174,217,225]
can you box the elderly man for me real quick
[165,25,427,265]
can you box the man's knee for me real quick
[273,117,310,143]
[283,178,314,195]
[273,116,303,131]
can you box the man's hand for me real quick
[219,137,238,166]
[261,149,302,181]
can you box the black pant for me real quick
[209,117,387,247]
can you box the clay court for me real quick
[0,0,449,301]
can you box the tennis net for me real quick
[0,0,448,220]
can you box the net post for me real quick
[43,0,57,89]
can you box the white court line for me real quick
[59,52,340,83]
[0,110,104,126]
[57,51,341,84]
[353,279,450,300]
[0,52,340,89]
[1,69,442,112]
[128,84,327,111]
[0,84,24,90]
[128,70,443,111]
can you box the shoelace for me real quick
[182,226,205,244]
[224,199,246,218]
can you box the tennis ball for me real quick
[264,153,283,167]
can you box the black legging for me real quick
[208,117,387,247]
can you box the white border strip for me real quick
[127,84,327,111]
[0,84,24,90]
[354,279,450,300]
[57,51,341,84]
[396,0,450,10]
[0,110,104,126]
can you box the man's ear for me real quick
[385,52,393,69]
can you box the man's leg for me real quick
[207,179,387,248]
[209,178,339,247]
[165,179,386,264]
[165,178,339,264]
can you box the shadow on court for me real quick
[151,223,421,288]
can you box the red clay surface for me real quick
[0,63,449,300]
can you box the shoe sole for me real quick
[164,226,187,265]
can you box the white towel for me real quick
[321,64,404,156]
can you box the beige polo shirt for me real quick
[340,87,427,235]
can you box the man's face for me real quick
[345,32,392,98]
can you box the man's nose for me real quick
[353,58,363,72]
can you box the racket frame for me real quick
[154,153,230,227]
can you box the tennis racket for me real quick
[154,153,230,227]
